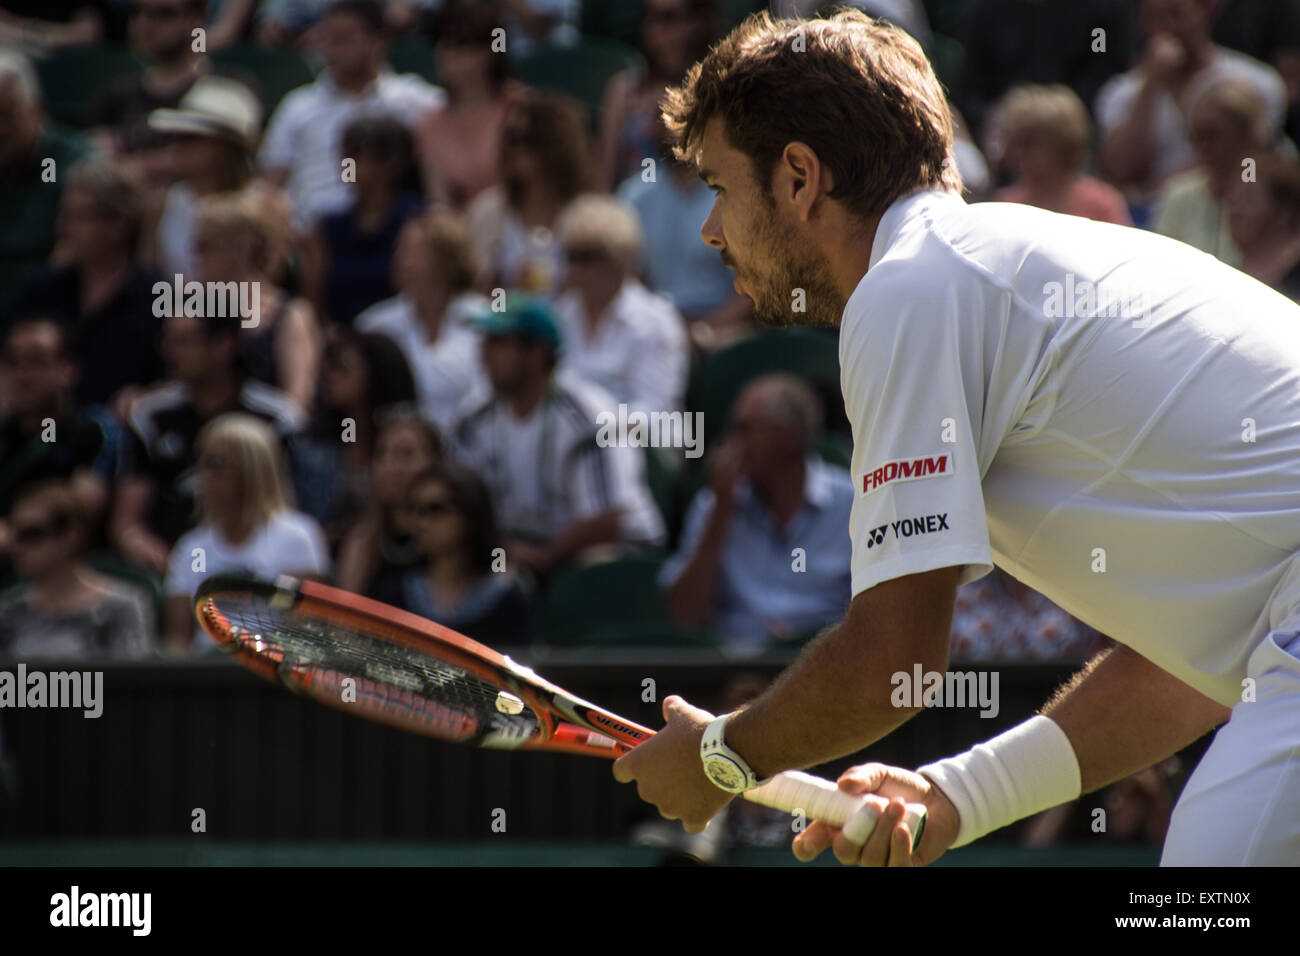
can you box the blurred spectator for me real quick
[659,375,852,654]
[949,567,1109,662]
[163,413,328,652]
[1096,0,1286,220]
[0,481,152,660]
[498,0,580,57]
[0,49,94,311]
[551,194,688,416]
[0,1,104,50]
[336,410,443,595]
[466,90,589,296]
[90,0,213,158]
[355,211,489,430]
[292,329,418,538]
[111,313,304,574]
[617,112,754,343]
[257,0,445,232]
[301,115,424,326]
[450,294,664,577]
[950,105,992,203]
[416,1,527,210]
[959,0,1137,144]
[597,0,718,191]
[0,318,119,545]
[148,75,283,279]
[378,462,534,646]
[990,85,1132,225]
[1225,151,1300,300]
[8,157,165,412]
[193,192,323,414]
[1213,0,1300,143]
[1153,78,1274,267]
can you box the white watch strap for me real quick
[701,713,764,792]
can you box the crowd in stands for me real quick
[3,0,1296,682]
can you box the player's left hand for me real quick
[612,695,734,832]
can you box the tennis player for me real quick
[612,10,1300,866]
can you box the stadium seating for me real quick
[34,46,144,129]
[511,38,643,126]
[210,42,317,117]
[387,35,440,85]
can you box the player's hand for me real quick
[791,762,961,867]
[612,695,734,833]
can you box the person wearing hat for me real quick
[448,293,664,578]
[148,75,289,281]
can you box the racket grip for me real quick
[741,771,927,848]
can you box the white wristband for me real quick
[916,715,1082,848]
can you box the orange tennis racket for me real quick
[194,573,925,845]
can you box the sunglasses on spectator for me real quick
[565,246,609,265]
[13,515,71,546]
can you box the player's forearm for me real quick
[1041,643,1231,793]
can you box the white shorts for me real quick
[1160,626,1300,865]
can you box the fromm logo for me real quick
[861,453,952,494]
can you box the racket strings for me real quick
[203,596,542,743]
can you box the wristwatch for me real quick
[700,714,766,793]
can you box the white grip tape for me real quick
[742,771,927,846]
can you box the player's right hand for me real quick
[791,762,961,867]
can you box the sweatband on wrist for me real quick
[916,714,1082,848]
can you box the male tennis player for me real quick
[612,9,1300,866]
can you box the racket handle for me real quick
[741,770,927,849]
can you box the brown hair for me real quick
[500,91,591,204]
[661,8,960,219]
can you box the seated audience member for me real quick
[149,76,284,280]
[450,295,664,577]
[1154,78,1275,267]
[0,318,119,547]
[466,91,590,297]
[164,414,329,652]
[498,0,581,57]
[302,115,424,327]
[9,158,165,412]
[617,113,753,345]
[292,329,419,539]
[949,567,1109,662]
[597,0,718,191]
[0,482,152,660]
[337,411,443,596]
[551,195,688,417]
[990,85,1132,225]
[381,463,534,648]
[416,2,528,210]
[1096,0,1285,220]
[355,212,489,430]
[193,192,322,414]
[659,375,853,654]
[1225,151,1300,300]
[256,0,445,233]
[112,313,304,574]
[0,49,94,311]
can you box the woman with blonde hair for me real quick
[163,413,329,652]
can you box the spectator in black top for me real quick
[110,312,303,574]
[958,0,1137,145]
[0,317,119,553]
[9,157,165,414]
[300,114,424,327]
[382,463,534,648]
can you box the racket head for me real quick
[194,573,650,757]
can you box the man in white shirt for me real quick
[257,0,445,231]
[613,9,1300,866]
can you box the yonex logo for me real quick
[861,453,952,495]
[865,513,950,549]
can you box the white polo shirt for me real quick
[845,189,1300,706]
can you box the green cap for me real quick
[470,292,562,350]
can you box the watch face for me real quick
[704,756,746,792]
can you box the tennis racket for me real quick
[194,573,926,847]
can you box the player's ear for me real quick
[779,141,826,216]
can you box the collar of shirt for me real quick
[868,188,966,272]
[318,67,396,102]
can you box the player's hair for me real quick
[407,211,482,293]
[993,84,1092,171]
[554,194,643,269]
[195,413,289,530]
[661,8,961,218]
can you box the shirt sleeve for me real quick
[657,488,716,589]
[840,265,995,599]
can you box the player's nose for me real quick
[701,205,724,249]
